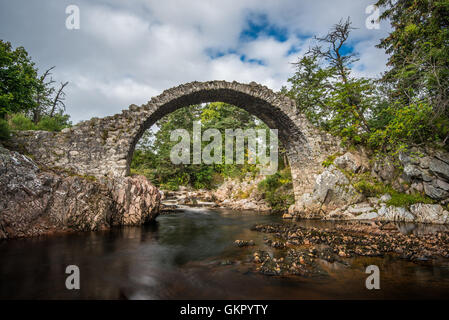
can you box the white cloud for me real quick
[0,0,391,123]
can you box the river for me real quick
[1,207,449,299]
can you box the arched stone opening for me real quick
[127,83,309,179]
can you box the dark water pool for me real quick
[1,208,449,299]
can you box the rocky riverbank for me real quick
[159,175,271,213]
[234,220,449,277]
[288,148,449,225]
[0,146,160,239]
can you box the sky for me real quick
[0,0,390,123]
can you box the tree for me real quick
[286,18,377,145]
[130,103,276,189]
[376,0,449,145]
[0,40,40,118]
[31,66,69,123]
[283,55,333,127]
[32,66,55,123]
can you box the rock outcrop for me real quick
[109,175,160,225]
[289,148,449,225]
[397,148,449,203]
[289,151,368,218]
[0,146,160,239]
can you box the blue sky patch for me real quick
[240,12,288,42]
[239,54,265,66]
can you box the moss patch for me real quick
[352,176,435,208]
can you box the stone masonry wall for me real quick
[12,81,341,206]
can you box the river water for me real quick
[1,207,449,299]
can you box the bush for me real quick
[0,119,11,140]
[161,179,179,191]
[9,113,35,130]
[353,180,388,197]
[36,114,71,131]
[386,193,435,207]
[258,169,294,213]
[353,177,435,208]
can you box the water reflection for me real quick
[0,208,448,299]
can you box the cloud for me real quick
[0,0,390,123]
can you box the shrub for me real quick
[258,168,294,213]
[386,193,435,207]
[353,176,435,208]
[161,179,179,191]
[9,113,35,130]
[353,179,388,197]
[36,114,71,132]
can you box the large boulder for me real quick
[109,175,160,225]
[429,158,449,180]
[0,146,160,239]
[377,205,415,222]
[0,146,114,238]
[410,204,449,224]
[399,149,449,202]
[334,152,367,173]
[292,164,363,218]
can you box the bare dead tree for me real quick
[309,18,371,133]
[50,81,69,117]
[33,66,55,123]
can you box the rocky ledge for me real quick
[289,148,449,225]
[0,146,160,239]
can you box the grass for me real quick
[321,152,342,168]
[352,177,435,208]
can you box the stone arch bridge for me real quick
[14,81,340,205]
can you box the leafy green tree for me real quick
[0,40,40,118]
[376,0,449,145]
[286,18,377,145]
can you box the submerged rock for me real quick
[234,239,255,247]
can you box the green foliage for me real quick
[376,0,449,112]
[353,177,435,208]
[376,0,449,148]
[258,169,294,213]
[386,193,435,208]
[35,114,71,131]
[0,40,40,118]
[130,102,283,190]
[285,10,449,155]
[285,19,376,147]
[9,113,35,130]
[353,179,389,197]
[0,118,10,140]
[8,112,71,132]
[161,179,181,191]
[368,102,440,155]
[321,153,341,168]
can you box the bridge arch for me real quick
[13,81,340,206]
[127,81,309,176]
